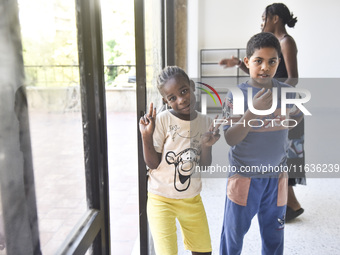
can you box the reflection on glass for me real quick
[85,245,93,255]
[18,0,87,253]
[145,0,163,110]
[100,0,139,254]
[28,111,86,253]
[0,195,5,254]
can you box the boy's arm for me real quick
[139,103,162,169]
[224,88,272,146]
[224,110,257,146]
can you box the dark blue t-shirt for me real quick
[222,79,297,176]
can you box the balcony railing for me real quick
[24,64,136,87]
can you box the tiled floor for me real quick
[107,112,139,255]
[29,111,88,254]
[27,110,139,254]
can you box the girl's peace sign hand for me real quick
[139,102,157,137]
[201,115,223,147]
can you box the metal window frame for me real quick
[56,0,110,253]
[135,0,172,254]
[165,0,175,66]
[134,0,149,254]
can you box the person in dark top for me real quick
[219,3,305,221]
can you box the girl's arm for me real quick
[200,115,221,167]
[200,143,213,167]
[281,36,298,86]
[140,134,162,169]
[139,103,162,169]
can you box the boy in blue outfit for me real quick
[220,32,303,255]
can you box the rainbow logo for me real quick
[196,82,222,106]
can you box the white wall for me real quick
[188,0,340,78]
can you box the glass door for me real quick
[135,0,166,253]
[0,0,110,254]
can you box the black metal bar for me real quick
[74,0,110,253]
[165,0,175,66]
[161,0,166,68]
[134,0,149,254]
[200,49,203,78]
[56,210,102,255]
[237,48,240,78]
[24,64,136,68]
[92,0,111,252]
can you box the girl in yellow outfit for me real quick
[139,66,221,255]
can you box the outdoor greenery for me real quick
[105,39,133,84]
[18,0,135,87]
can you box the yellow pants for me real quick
[147,192,212,255]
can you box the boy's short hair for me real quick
[246,32,281,58]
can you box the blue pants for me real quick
[220,174,288,255]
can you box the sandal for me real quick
[286,206,304,222]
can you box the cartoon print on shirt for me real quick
[168,124,199,141]
[166,148,199,192]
